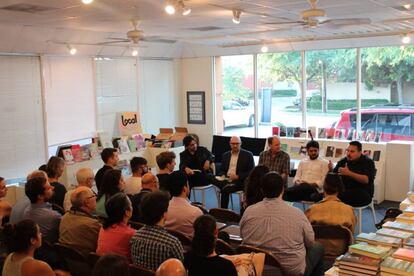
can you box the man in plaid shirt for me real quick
[258,136,290,186]
[130,191,184,271]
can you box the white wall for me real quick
[42,56,96,145]
[180,57,214,149]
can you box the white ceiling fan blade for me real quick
[264,20,305,25]
[321,18,371,28]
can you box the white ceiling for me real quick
[1,0,414,58]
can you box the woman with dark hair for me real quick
[184,215,237,276]
[96,193,135,261]
[96,169,126,218]
[93,254,130,276]
[46,156,67,209]
[243,165,270,208]
[0,177,11,225]
[2,219,55,275]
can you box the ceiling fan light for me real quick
[131,49,138,56]
[81,0,93,4]
[261,45,268,53]
[402,34,411,44]
[182,7,191,16]
[165,4,175,15]
[69,47,77,55]
[232,10,241,24]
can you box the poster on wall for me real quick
[118,111,142,136]
[187,91,206,124]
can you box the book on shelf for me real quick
[336,253,381,270]
[380,256,414,276]
[404,238,414,249]
[127,139,137,152]
[80,145,91,160]
[356,232,402,248]
[97,131,112,149]
[338,264,378,275]
[318,127,326,139]
[403,206,414,217]
[88,143,100,159]
[376,228,413,241]
[348,243,391,259]
[118,138,130,154]
[71,144,83,162]
[397,214,414,224]
[401,198,414,211]
[393,248,414,262]
[383,221,414,233]
[62,149,74,163]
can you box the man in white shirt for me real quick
[125,157,148,195]
[164,171,203,239]
[63,167,95,211]
[284,140,329,202]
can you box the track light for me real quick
[402,34,411,44]
[131,49,138,57]
[81,0,93,4]
[67,45,77,55]
[232,9,241,24]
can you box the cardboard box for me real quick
[156,128,173,140]
[170,127,188,141]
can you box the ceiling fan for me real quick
[265,0,371,29]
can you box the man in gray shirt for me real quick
[240,172,324,276]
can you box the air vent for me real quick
[188,26,223,31]
[0,3,57,13]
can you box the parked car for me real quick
[334,104,414,141]
[223,100,255,128]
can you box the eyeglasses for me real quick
[86,194,96,200]
[230,143,240,145]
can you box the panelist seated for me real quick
[217,136,254,209]
[179,135,215,189]
[283,140,329,203]
[330,141,376,207]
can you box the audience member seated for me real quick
[22,176,61,244]
[0,177,11,225]
[243,165,269,209]
[156,151,176,192]
[59,186,101,256]
[240,172,325,276]
[10,170,46,224]
[184,215,237,276]
[63,168,95,211]
[46,156,67,209]
[96,169,126,218]
[3,219,55,276]
[130,191,184,271]
[331,141,376,207]
[156,258,186,276]
[284,140,329,202]
[96,193,135,261]
[130,172,159,222]
[180,135,215,189]
[92,254,130,276]
[164,171,203,239]
[258,136,290,185]
[216,136,254,209]
[125,157,147,195]
[95,148,119,193]
[306,173,356,233]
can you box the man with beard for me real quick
[284,140,329,202]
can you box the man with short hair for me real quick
[125,157,148,195]
[258,136,290,185]
[331,141,376,207]
[241,172,324,276]
[130,191,184,271]
[164,171,203,239]
[284,140,329,202]
[59,186,101,256]
[23,176,61,244]
[95,148,119,192]
[63,167,95,211]
[217,136,254,208]
[156,151,176,192]
[156,258,186,276]
[130,172,159,222]
[180,135,214,189]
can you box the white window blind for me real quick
[0,56,46,179]
[95,58,138,138]
[43,56,96,146]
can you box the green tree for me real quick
[222,66,250,100]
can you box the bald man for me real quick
[156,258,186,276]
[217,136,254,208]
[130,172,159,222]
[64,167,95,211]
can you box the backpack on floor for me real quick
[375,208,402,229]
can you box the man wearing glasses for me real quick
[64,167,96,211]
[217,136,254,208]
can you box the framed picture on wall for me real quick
[187,91,206,124]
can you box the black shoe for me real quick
[221,183,237,193]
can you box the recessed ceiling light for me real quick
[165,1,175,15]
[261,45,269,53]
[131,49,138,56]
[404,4,412,10]
[82,0,93,4]
[402,34,411,44]
[68,46,77,55]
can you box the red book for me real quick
[393,248,414,262]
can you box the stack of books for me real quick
[336,251,382,275]
[382,221,414,234]
[380,248,414,275]
[400,192,414,210]
[356,232,403,248]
